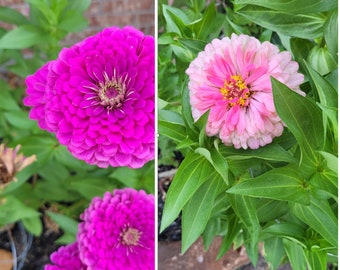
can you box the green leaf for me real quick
[236,6,326,39]
[27,0,57,25]
[22,216,43,236]
[0,80,20,111]
[182,173,223,253]
[58,11,88,32]
[4,110,36,130]
[234,0,337,14]
[283,239,307,270]
[178,37,207,56]
[217,215,242,259]
[195,147,229,184]
[256,200,289,223]
[66,0,91,12]
[227,194,260,265]
[69,178,112,200]
[190,1,225,40]
[47,211,78,235]
[261,222,306,241]
[0,25,47,49]
[271,77,323,176]
[35,181,80,202]
[324,10,338,57]
[227,165,310,204]
[0,196,40,225]
[158,120,187,143]
[290,197,337,247]
[263,237,286,270]
[160,151,214,232]
[162,5,192,36]
[318,151,338,174]
[305,248,328,270]
[0,6,29,25]
[220,143,297,163]
[307,46,338,75]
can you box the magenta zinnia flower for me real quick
[186,34,304,149]
[44,242,85,270]
[77,188,155,270]
[24,26,155,168]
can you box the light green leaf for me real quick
[0,25,47,49]
[227,165,310,204]
[307,46,338,75]
[47,211,78,235]
[0,6,29,25]
[160,151,214,232]
[263,237,286,270]
[318,151,338,174]
[182,173,223,253]
[283,239,307,270]
[0,196,40,225]
[158,120,187,143]
[69,178,112,200]
[58,12,88,32]
[195,147,229,184]
[271,78,323,176]
[66,0,91,12]
[290,197,337,247]
[305,248,328,270]
[234,0,337,14]
[236,6,326,39]
[162,5,192,36]
[22,216,43,236]
[4,110,36,130]
[0,80,20,111]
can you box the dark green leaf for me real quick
[227,165,310,204]
[162,5,192,36]
[256,200,289,223]
[324,10,338,56]
[262,222,306,240]
[178,37,207,55]
[236,6,326,39]
[234,0,337,14]
[290,197,337,247]
[272,77,323,176]
[307,46,338,75]
[69,178,112,200]
[220,143,296,163]
[182,173,223,253]
[158,120,187,143]
[0,25,47,49]
[228,194,260,265]
[217,215,241,259]
[160,151,214,232]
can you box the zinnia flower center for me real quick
[220,75,251,108]
[120,227,141,247]
[97,72,128,110]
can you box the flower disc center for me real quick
[220,75,251,108]
[98,80,126,110]
[121,227,141,246]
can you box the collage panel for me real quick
[0,0,338,270]
[0,0,156,269]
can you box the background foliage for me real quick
[158,0,337,269]
[0,0,154,245]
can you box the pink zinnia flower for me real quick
[186,34,304,149]
[77,188,155,270]
[44,242,85,270]
[24,26,155,168]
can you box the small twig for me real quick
[7,228,17,270]
[158,168,178,179]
